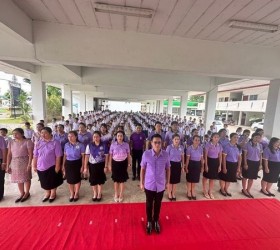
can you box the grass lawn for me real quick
[0,118,23,124]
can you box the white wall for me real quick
[107,101,141,112]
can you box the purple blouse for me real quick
[85,142,109,164]
[223,143,241,163]
[204,142,223,159]
[141,149,170,192]
[219,137,230,149]
[64,142,85,161]
[78,132,92,147]
[33,139,63,171]
[186,145,203,161]
[165,131,184,146]
[263,147,280,162]
[109,141,130,161]
[243,142,262,162]
[166,144,184,162]
[53,132,68,151]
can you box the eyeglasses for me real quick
[153,141,162,144]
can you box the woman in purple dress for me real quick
[166,134,184,201]
[219,133,242,197]
[33,127,63,202]
[185,135,204,200]
[202,133,222,199]
[241,132,262,198]
[261,137,280,197]
[109,131,131,202]
[6,128,34,202]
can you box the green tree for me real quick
[189,95,204,103]
[18,90,31,122]
[46,86,62,119]
[3,91,11,101]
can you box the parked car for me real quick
[251,122,264,130]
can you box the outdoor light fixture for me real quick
[94,3,154,18]
[229,20,278,33]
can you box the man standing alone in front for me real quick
[140,134,170,234]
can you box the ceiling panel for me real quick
[58,0,85,26]
[125,0,142,31]
[92,0,112,28]
[42,0,71,24]
[185,0,232,38]
[174,0,214,37]
[74,0,98,27]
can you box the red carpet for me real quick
[1,199,280,250]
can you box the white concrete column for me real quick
[159,100,164,114]
[79,92,86,113]
[86,95,94,111]
[179,93,188,119]
[205,86,218,131]
[31,66,46,124]
[62,84,72,116]
[238,111,242,126]
[153,100,157,113]
[167,97,173,115]
[263,80,280,138]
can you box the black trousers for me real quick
[278,177,280,188]
[0,159,4,199]
[132,149,143,177]
[145,189,164,222]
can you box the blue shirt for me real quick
[86,142,109,164]
[64,142,85,161]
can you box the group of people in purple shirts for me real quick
[0,111,280,235]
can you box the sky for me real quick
[0,71,31,95]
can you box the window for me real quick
[249,95,258,100]
[243,95,249,101]
[218,97,224,102]
[224,97,229,102]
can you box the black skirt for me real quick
[263,161,280,183]
[112,159,129,183]
[242,159,260,180]
[65,158,82,184]
[37,165,63,190]
[170,161,182,184]
[89,161,106,186]
[218,161,238,182]
[186,160,201,183]
[203,157,220,180]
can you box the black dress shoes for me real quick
[96,195,102,202]
[49,196,56,203]
[21,193,30,202]
[146,222,152,235]
[15,193,25,203]
[69,197,74,202]
[73,197,79,202]
[260,189,271,197]
[42,196,50,202]
[154,221,160,234]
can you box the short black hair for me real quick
[0,128,8,133]
[151,134,162,141]
[155,121,162,126]
[171,121,178,126]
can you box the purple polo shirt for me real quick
[166,144,184,162]
[0,136,7,159]
[101,133,112,143]
[33,139,63,171]
[165,131,184,146]
[148,131,166,141]
[243,142,262,161]
[109,141,130,161]
[130,132,146,150]
[263,147,280,162]
[204,142,223,159]
[219,137,230,149]
[141,149,170,192]
[53,132,68,151]
[223,143,241,163]
[64,142,85,161]
[85,142,109,164]
[78,131,92,147]
[186,145,203,161]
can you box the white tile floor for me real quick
[1,169,279,208]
